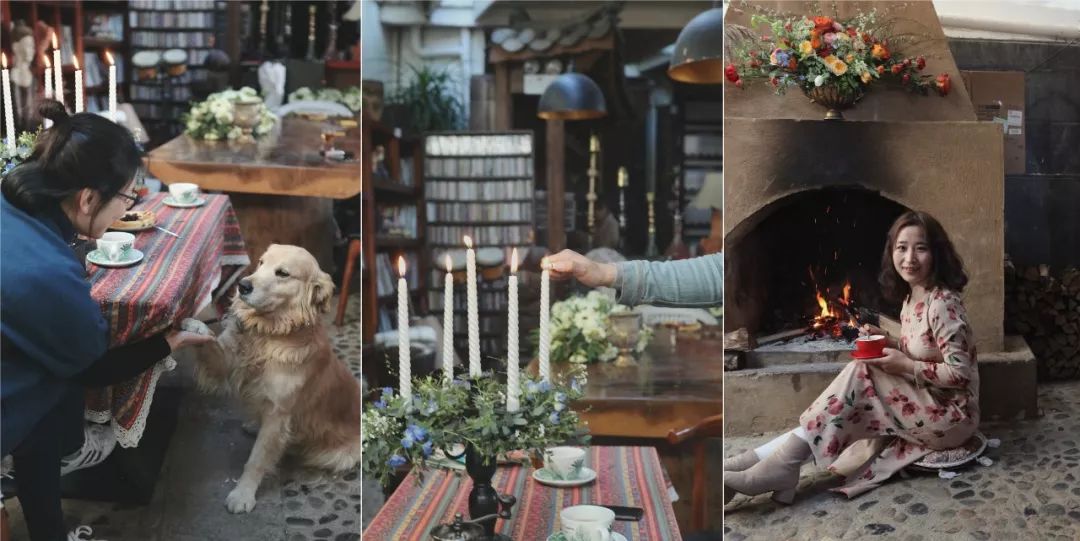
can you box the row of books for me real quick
[428,225,533,246]
[374,252,421,298]
[425,134,532,157]
[426,202,532,224]
[130,84,194,102]
[428,289,510,313]
[376,205,418,239]
[87,14,125,41]
[425,157,533,178]
[132,31,216,48]
[81,53,127,89]
[130,0,217,9]
[442,314,507,334]
[429,273,512,290]
[425,179,533,201]
[130,10,215,28]
[371,155,414,187]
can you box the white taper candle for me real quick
[106,50,117,122]
[52,32,62,109]
[539,257,551,382]
[465,235,480,377]
[507,248,520,412]
[397,256,411,401]
[43,56,53,129]
[2,54,14,154]
[73,57,83,114]
[443,254,454,382]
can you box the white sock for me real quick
[753,427,810,461]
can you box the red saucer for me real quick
[850,351,885,360]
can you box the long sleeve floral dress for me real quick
[797,287,979,497]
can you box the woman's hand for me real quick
[859,323,886,337]
[545,249,617,288]
[861,347,915,376]
[165,328,215,351]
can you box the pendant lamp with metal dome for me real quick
[668,7,725,84]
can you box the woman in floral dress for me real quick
[724,210,978,502]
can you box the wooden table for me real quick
[145,116,360,270]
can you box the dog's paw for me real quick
[180,318,214,337]
[225,486,257,514]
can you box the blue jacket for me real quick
[1,194,110,455]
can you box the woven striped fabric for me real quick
[364,446,682,541]
[84,193,249,442]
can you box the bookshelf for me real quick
[361,112,427,344]
[3,0,84,125]
[423,131,536,359]
[127,0,226,146]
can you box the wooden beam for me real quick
[494,63,511,131]
[546,119,566,254]
[489,34,614,65]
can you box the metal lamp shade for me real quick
[537,73,607,120]
[668,8,725,84]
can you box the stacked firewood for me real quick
[1005,262,1080,380]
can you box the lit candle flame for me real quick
[105,50,114,65]
[43,55,51,68]
[398,256,406,277]
[51,31,58,50]
[463,235,473,249]
[445,254,452,273]
[510,248,519,274]
[73,57,80,70]
[1,53,7,69]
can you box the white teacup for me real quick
[168,182,199,204]
[560,505,614,541]
[98,232,135,262]
[544,446,586,481]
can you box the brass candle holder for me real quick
[645,191,658,258]
[617,166,627,245]
[586,134,600,249]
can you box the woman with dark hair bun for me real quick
[723,210,979,503]
[1,102,212,541]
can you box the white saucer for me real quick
[163,196,206,208]
[547,532,627,541]
[532,467,597,488]
[87,248,144,268]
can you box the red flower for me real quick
[891,64,903,75]
[926,404,947,422]
[735,79,743,88]
[861,384,877,399]
[915,301,926,320]
[784,22,793,32]
[813,16,835,33]
[887,388,909,405]
[901,401,920,417]
[725,64,739,83]
[876,65,885,75]
[862,32,872,44]
[903,58,912,67]
[825,435,843,457]
[868,419,882,432]
[902,73,911,85]
[936,73,952,96]
[846,26,858,38]
[827,396,845,415]
[806,414,826,432]
[921,363,939,381]
[916,56,926,70]
[770,77,779,87]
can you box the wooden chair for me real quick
[667,414,723,536]
[335,233,361,326]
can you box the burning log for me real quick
[1006,262,1080,380]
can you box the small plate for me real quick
[163,196,206,208]
[547,532,627,541]
[533,467,597,488]
[87,248,144,268]
[109,210,156,232]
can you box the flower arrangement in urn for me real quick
[361,369,589,489]
[535,291,653,365]
[726,8,951,119]
[182,87,277,141]
[288,86,363,113]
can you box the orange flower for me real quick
[812,16,835,33]
[936,73,951,96]
[871,43,889,60]
[810,30,822,49]
[876,65,885,75]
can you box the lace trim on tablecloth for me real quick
[83,355,177,448]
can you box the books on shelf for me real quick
[130,0,216,9]
[374,252,421,298]
[425,134,531,156]
[426,201,532,223]
[428,225,532,246]
[425,156,532,178]
[534,192,576,232]
[428,285,509,312]
[130,10,215,28]
[376,205,418,239]
[132,31,216,48]
[61,26,76,65]
[425,179,532,201]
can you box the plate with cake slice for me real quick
[110,210,156,232]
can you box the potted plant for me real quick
[383,65,465,135]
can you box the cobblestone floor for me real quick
[724,382,1080,541]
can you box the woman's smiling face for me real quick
[892,225,932,288]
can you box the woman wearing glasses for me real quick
[0,101,211,541]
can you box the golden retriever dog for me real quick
[182,244,361,514]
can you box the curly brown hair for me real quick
[878,211,968,303]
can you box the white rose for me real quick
[815,74,827,87]
[215,111,234,124]
[204,131,220,141]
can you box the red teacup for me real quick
[853,335,886,359]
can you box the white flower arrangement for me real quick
[288,86,363,113]
[182,87,277,141]
[538,291,653,365]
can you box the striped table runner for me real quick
[84,193,249,447]
[365,446,682,541]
